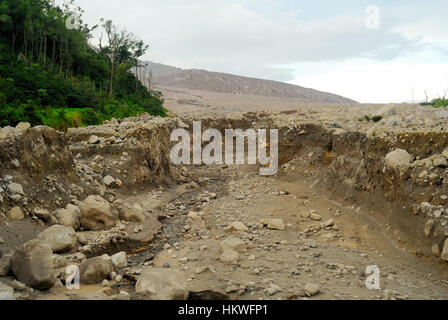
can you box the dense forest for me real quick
[0,0,166,130]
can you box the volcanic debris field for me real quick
[1,103,448,300]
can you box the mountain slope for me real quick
[144,61,357,104]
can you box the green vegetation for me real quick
[420,98,448,108]
[0,0,166,130]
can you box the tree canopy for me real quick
[0,0,165,130]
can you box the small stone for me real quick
[265,284,282,296]
[323,219,334,228]
[8,207,25,221]
[8,183,24,195]
[434,157,448,168]
[385,149,413,168]
[14,122,31,134]
[115,179,123,188]
[267,219,285,231]
[259,218,286,230]
[220,249,240,264]
[102,176,116,187]
[304,283,320,297]
[11,280,26,291]
[228,221,249,232]
[432,244,441,257]
[424,220,435,237]
[441,239,448,261]
[33,208,51,222]
[89,135,100,144]
[310,213,322,221]
[11,159,20,168]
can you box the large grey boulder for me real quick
[37,225,77,253]
[78,195,119,231]
[135,268,188,300]
[79,255,114,284]
[10,240,55,290]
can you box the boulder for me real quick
[78,195,118,231]
[267,219,285,230]
[135,268,188,300]
[79,255,114,284]
[88,135,100,144]
[55,204,81,230]
[117,203,145,223]
[111,251,128,269]
[10,240,55,290]
[385,149,413,168]
[37,225,77,253]
[304,283,320,297]
[8,207,25,221]
[126,216,162,244]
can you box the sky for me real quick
[63,0,448,103]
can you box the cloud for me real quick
[71,0,435,82]
[290,57,448,103]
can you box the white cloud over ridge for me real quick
[67,0,448,102]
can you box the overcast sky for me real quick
[66,0,448,103]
